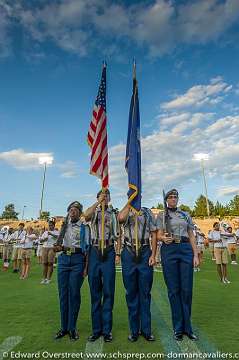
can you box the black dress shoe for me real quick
[55,329,68,340]
[103,333,113,342]
[141,333,155,341]
[69,330,79,341]
[174,333,183,341]
[185,333,198,341]
[88,334,102,342]
[128,334,138,342]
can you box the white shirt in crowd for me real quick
[3,233,12,244]
[208,230,224,248]
[10,230,27,248]
[0,229,9,242]
[20,233,37,249]
[41,230,59,248]
[221,230,237,245]
[194,231,204,245]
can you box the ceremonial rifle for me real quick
[163,190,172,237]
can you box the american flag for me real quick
[87,64,109,188]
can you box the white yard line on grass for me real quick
[84,336,104,360]
[0,336,22,360]
[154,268,163,273]
[153,281,219,355]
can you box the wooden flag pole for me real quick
[101,187,105,256]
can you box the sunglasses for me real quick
[167,195,178,199]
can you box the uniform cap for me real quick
[67,201,83,213]
[165,189,179,200]
[97,189,111,199]
[48,217,56,225]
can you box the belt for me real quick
[62,247,83,255]
[92,244,114,250]
[92,240,114,247]
[124,244,150,252]
[171,236,190,244]
[124,237,150,246]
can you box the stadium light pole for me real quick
[39,155,53,219]
[21,205,27,220]
[193,153,210,217]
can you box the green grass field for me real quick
[0,250,238,358]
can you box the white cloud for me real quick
[158,112,215,131]
[217,186,239,197]
[177,0,239,43]
[0,1,12,57]
[161,77,231,111]
[0,149,81,179]
[2,0,239,58]
[0,149,54,169]
[132,0,239,56]
[57,161,79,178]
[109,113,239,206]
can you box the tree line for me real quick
[0,204,50,220]
[1,194,239,220]
[154,194,239,217]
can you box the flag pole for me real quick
[101,186,105,256]
[100,60,107,256]
[133,60,139,258]
[135,213,139,257]
[88,60,108,258]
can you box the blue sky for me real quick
[0,0,239,218]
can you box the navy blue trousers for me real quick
[57,253,85,332]
[121,246,153,336]
[88,246,116,336]
[161,242,194,334]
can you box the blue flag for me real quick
[125,67,141,213]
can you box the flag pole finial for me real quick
[133,59,136,80]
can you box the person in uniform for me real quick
[156,189,199,342]
[224,226,238,265]
[118,202,157,342]
[208,222,230,284]
[0,226,7,260]
[36,228,45,264]
[208,228,216,261]
[20,226,37,279]
[11,223,26,273]
[235,226,239,241]
[193,224,205,272]
[54,201,90,341]
[84,189,120,343]
[40,218,59,284]
[2,227,14,270]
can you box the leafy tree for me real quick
[193,195,214,217]
[214,201,229,217]
[228,195,239,216]
[156,203,164,210]
[179,204,193,215]
[1,203,19,220]
[40,211,50,221]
